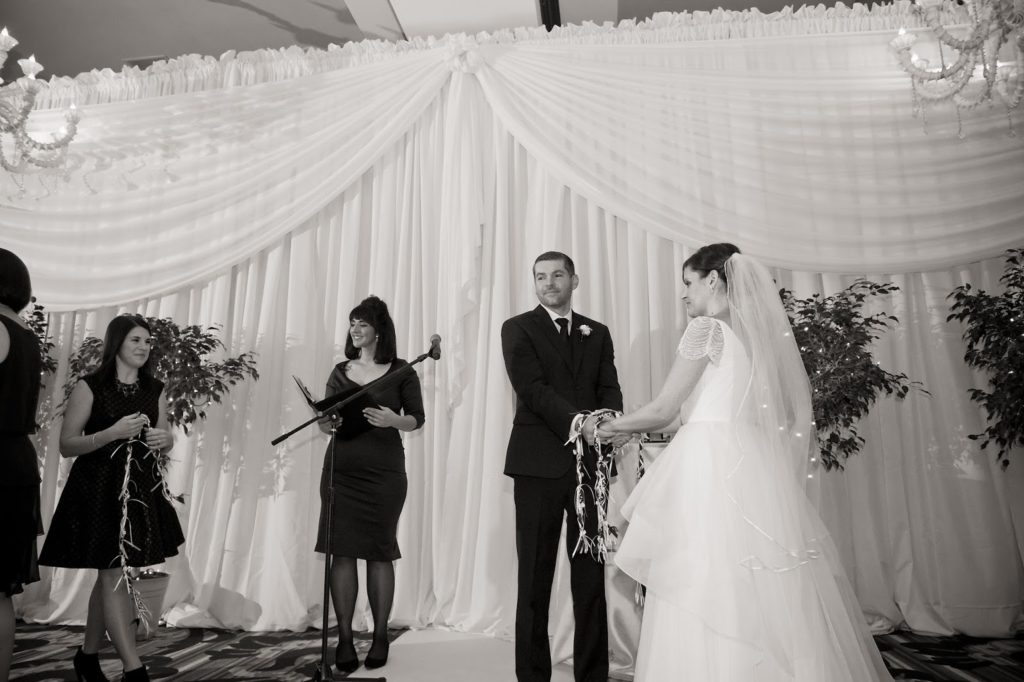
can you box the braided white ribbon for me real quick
[566,409,623,563]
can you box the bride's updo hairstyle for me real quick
[682,243,740,288]
[345,295,398,364]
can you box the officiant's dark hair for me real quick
[346,295,397,364]
[533,251,575,277]
[683,243,740,287]
[0,248,32,312]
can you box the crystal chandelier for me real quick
[890,0,1023,133]
[0,27,80,172]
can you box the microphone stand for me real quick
[271,342,439,681]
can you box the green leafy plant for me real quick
[24,298,58,377]
[781,280,925,471]
[63,317,259,433]
[947,247,1024,469]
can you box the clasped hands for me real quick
[581,413,635,449]
[108,412,173,450]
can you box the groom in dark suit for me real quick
[502,251,626,682]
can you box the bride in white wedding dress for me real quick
[597,243,893,681]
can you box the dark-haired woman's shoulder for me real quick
[82,373,103,392]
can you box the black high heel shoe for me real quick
[363,638,389,669]
[73,647,110,682]
[335,641,360,675]
[121,665,149,682]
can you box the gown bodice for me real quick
[679,318,751,425]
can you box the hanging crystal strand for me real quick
[1008,107,1016,137]
[936,30,948,78]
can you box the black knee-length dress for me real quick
[39,374,184,569]
[315,359,424,561]
[0,315,43,597]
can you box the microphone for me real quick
[428,334,442,360]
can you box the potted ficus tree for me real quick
[947,247,1024,470]
[781,280,926,472]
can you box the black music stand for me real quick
[273,341,439,681]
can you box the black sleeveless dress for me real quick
[39,374,184,569]
[315,360,424,561]
[0,314,42,597]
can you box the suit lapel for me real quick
[531,306,573,371]
[571,314,590,375]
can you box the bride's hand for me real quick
[595,421,617,440]
[609,432,633,449]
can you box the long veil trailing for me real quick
[725,253,817,495]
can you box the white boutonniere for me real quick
[578,324,592,338]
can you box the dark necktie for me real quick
[556,318,572,360]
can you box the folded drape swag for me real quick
[5,2,1015,310]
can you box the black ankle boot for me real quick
[73,647,110,682]
[335,641,360,674]
[122,665,149,682]
[364,637,389,669]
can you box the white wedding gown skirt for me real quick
[615,419,892,681]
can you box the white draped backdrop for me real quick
[3,2,1023,672]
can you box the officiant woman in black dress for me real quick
[0,249,43,682]
[316,295,424,674]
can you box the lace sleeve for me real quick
[677,316,724,365]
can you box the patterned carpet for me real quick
[12,623,400,681]
[11,623,1024,681]
[878,631,1024,682]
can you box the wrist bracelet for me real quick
[90,433,97,449]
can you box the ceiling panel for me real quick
[388,0,538,38]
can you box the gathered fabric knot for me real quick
[444,41,484,74]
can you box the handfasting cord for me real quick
[566,408,623,563]
[109,429,183,634]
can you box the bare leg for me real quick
[83,577,106,654]
[0,594,14,682]
[365,560,394,659]
[96,569,142,671]
[329,558,358,661]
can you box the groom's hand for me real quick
[582,415,597,445]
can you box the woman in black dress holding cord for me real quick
[316,295,424,674]
[39,314,184,682]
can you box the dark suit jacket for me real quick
[502,305,623,479]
